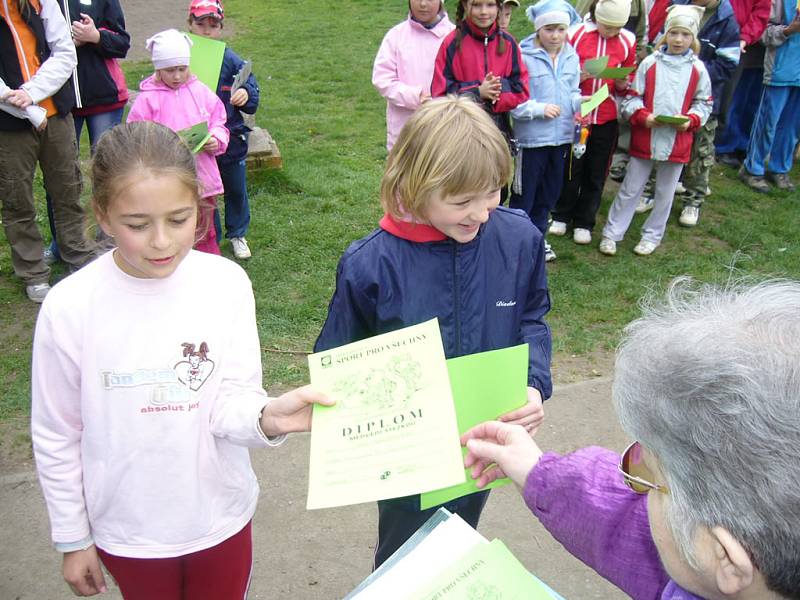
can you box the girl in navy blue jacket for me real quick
[314,96,553,569]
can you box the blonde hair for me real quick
[657,28,700,54]
[381,96,512,220]
[91,122,212,238]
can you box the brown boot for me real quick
[738,166,770,193]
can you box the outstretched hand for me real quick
[259,385,334,437]
[461,421,544,489]
[63,546,107,596]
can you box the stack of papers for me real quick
[346,509,565,600]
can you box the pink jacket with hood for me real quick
[127,74,229,197]
[372,11,454,151]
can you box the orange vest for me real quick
[1,0,58,116]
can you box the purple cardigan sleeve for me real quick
[522,447,670,600]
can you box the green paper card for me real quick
[419,344,528,510]
[597,65,635,79]
[655,114,690,125]
[583,55,609,76]
[187,32,225,92]
[178,121,211,154]
[409,538,558,599]
[580,84,609,117]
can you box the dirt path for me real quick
[0,377,629,600]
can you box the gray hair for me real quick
[614,278,800,598]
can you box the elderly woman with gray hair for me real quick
[462,279,800,599]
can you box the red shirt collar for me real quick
[379,214,447,242]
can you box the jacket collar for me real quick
[408,11,451,35]
[462,18,500,42]
[379,214,447,242]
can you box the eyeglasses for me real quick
[619,441,669,494]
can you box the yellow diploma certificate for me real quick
[306,319,466,510]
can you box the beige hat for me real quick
[664,4,705,36]
[594,0,632,27]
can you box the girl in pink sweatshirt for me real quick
[31,121,330,598]
[127,28,228,255]
[372,1,455,151]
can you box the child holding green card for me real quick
[314,96,552,570]
[127,29,229,255]
[599,5,712,256]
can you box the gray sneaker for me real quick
[766,172,796,192]
[26,283,51,303]
[42,247,57,266]
[738,167,770,193]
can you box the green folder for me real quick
[597,65,635,79]
[420,344,528,510]
[580,84,609,117]
[410,538,558,599]
[655,114,690,125]
[187,32,226,92]
[583,55,609,76]
[178,121,211,154]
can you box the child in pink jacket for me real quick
[127,29,228,254]
[372,1,454,151]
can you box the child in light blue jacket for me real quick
[510,0,582,262]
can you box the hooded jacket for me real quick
[127,74,229,197]
[623,49,713,163]
[511,33,583,147]
[61,0,129,114]
[372,11,455,150]
[215,46,259,164]
[314,207,553,400]
[431,18,529,135]
[672,0,740,115]
[761,0,800,86]
[569,21,637,125]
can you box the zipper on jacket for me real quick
[483,35,489,77]
[60,0,82,108]
[452,244,461,356]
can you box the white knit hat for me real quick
[664,4,705,37]
[594,0,632,27]
[145,29,193,70]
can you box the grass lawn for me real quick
[0,0,798,429]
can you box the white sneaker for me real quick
[544,241,556,262]
[705,186,712,196]
[26,282,51,303]
[633,240,658,256]
[598,237,617,255]
[548,220,567,236]
[634,196,654,214]
[230,237,251,259]
[675,181,686,194]
[573,228,591,245]
[679,206,699,227]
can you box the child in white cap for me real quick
[600,4,712,256]
[127,29,230,255]
[548,0,637,246]
[509,0,582,261]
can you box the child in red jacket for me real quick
[432,0,529,150]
